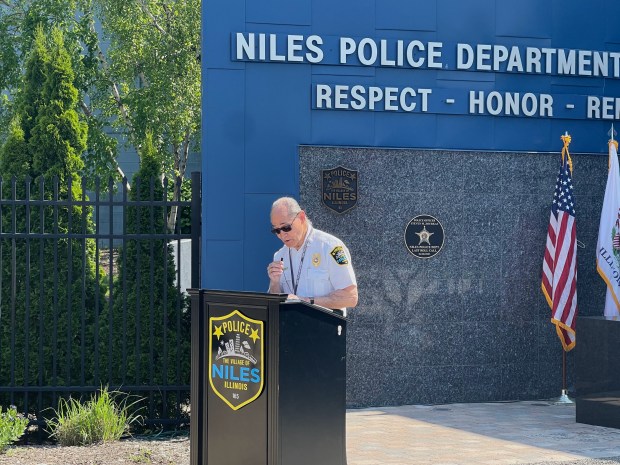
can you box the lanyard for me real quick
[289,228,312,295]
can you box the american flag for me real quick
[541,139,577,351]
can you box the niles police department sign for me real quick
[209,310,264,410]
[232,32,620,120]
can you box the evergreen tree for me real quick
[0,118,30,177]
[29,27,87,186]
[16,24,48,147]
[100,132,190,419]
[0,26,102,413]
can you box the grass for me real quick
[47,386,142,446]
[3,447,20,457]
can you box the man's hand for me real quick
[267,260,284,293]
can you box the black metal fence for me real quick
[0,172,201,430]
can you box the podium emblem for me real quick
[209,310,264,410]
[322,166,358,214]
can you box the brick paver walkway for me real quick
[346,401,620,465]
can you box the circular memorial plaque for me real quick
[404,215,445,259]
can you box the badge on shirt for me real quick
[312,253,321,267]
[330,246,349,265]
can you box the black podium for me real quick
[189,289,347,465]
[575,316,620,429]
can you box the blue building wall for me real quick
[202,0,620,292]
[202,0,618,405]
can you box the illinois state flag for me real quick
[596,139,620,318]
[542,134,577,351]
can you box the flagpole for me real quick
[554,350,573,404]
[552,131,574,405]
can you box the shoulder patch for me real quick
[330,246,349,265]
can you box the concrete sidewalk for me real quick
[346,401,620,465]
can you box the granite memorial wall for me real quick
[299,145,608,407]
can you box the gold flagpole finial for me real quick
[561,131,571,148]
[561,131,573,173]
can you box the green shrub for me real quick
[47,387,142,446]
[0,406,28,453]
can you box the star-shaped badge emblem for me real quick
[415,226,433,245]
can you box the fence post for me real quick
[191,172,201,290]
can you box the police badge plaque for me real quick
[209,310,264,410]
[322,166,358,214]
[404,214,445,259]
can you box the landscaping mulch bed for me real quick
[0,436,190,465]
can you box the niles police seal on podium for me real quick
[322,166,358,214]
[404,215,445,259]
[209,310,264,410]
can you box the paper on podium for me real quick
[285,297,346,316]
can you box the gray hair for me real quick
[271,197,312,225]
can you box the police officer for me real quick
[267,197,358,312]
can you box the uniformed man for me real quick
[267,197,358,312]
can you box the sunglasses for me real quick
[271,212,299,235]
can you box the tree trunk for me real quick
[166,131,192,232]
